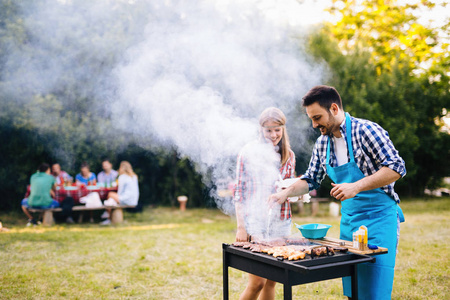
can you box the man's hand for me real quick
[330,182,361,201]
[330,167,402,201]
[268,190,288,207]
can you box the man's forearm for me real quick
[284,179,310,197]
[355,166,401,193]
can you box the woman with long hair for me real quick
[100,161,139,225]
[234,107,296,299]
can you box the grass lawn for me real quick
[0,197,448,299]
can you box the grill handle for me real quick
[297,256,375,271]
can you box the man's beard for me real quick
[318,112,337,136]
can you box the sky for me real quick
[244,0,449,28]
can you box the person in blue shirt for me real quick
[269,85,406,300]
[75,162,97,185]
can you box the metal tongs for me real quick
[267,174,284,239]
[266,207,272,240]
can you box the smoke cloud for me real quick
[109,0,325,214]
[2,0,326,215]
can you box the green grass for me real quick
[0,197,448,299]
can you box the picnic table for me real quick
[28,204,135,226]
[25,184,118,204]
[24,184,133,226]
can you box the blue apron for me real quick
[326,113,405,300]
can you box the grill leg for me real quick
[223,251,229,300]
[351,265,358,300]
[283,284,292,300]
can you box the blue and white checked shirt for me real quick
[301,114,406,203]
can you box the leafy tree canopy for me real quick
[306,0,449,195]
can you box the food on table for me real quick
[232,238,339,261]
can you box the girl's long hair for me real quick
[259,107,292,165]
[119,161,138,178]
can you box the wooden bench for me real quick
[28,205,136,226]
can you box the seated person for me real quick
[100,161,139,225]
[75,162,97,186]
[52,163,73,185]
[21,163,59,226]
[97,159,118,187]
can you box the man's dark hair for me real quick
[38,163,50,173]
[80,162,90,169]
[101,158,111,164]
[302,85,343,110]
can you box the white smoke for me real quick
[236,140,282,237]
[110,0,324,213]
[2,0,326,215]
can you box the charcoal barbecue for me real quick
[223,238,386,300]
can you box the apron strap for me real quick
[345,113,355,163]
[326,136,331,164]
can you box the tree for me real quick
[306,0,450,195]
[0,0,209,211]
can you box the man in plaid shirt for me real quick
[269,86,405,299]
[300,106,406,203]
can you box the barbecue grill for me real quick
[223,243,376,300]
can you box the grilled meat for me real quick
[249,244,268,253]
[285,237,310,245]
[232,239,335,260]
[311,247,328,256]
[288,252,306,260]
[243,243,253,249]
[265,246,306,260]
[232,241,252,247]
